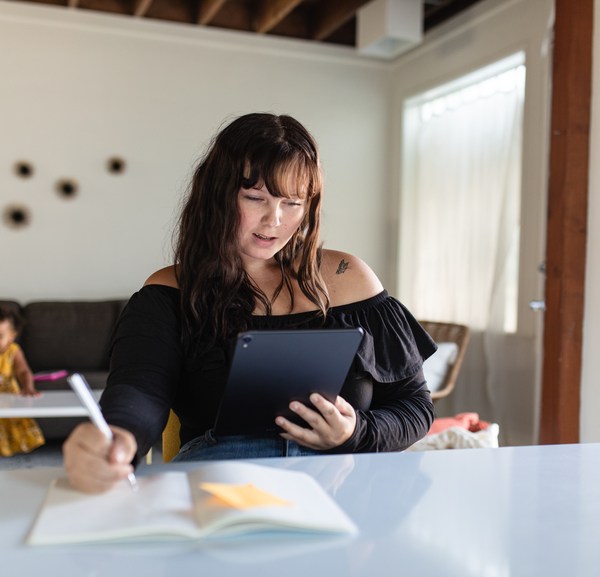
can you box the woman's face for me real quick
[237,182,306,267]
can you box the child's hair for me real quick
[0,305,24,335]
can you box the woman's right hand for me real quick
[63,423,137,494]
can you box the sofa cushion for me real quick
[21,300,126,372]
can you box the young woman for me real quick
[63,113,436,493]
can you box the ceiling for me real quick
[10,0,485,48]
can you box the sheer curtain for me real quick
[399,60,528,443]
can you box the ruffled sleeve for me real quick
[319,292,436,453]
[327,291,437,383]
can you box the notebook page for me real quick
[28,472,194,545]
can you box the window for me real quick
[399,53,526,333]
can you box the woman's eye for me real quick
[286,201,303,207]
[245,195,263,202]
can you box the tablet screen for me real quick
[214,328,364,435]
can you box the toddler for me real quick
[0,306,45,456]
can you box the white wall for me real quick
[0,1,389,302]
[581,0,600,443]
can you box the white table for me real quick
[0,389,101,417]
[2,443,599,577]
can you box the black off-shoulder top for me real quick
[101,285,436,458]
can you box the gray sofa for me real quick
[0,298,127,439]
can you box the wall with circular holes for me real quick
[0,2,389,302]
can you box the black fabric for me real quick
[21,300,126,371]
[102,285,436,459]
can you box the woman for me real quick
[63,113,436,493]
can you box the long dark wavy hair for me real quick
[175,113,329,345]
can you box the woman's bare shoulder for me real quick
[144,265,179,288]
[320,249,383,306]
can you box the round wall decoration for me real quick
[13,161,34,178]
[55,178,79,199]
[106,156,126,175]
[2,204,31,229]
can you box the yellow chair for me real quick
[162,410,181,462]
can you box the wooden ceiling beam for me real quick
[424,0,483,31]
[311,0,370,41]
[133,0,154,17]
[424,0,450,6]
[255,0,303,34]
[197,0,229,25]
[24,0,478,45]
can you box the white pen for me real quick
[67,373,138,491]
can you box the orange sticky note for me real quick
[199,482,292,509]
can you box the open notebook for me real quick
[27,461,358,545]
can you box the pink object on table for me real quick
[33,370,69,382]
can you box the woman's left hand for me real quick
[275,394,356,450]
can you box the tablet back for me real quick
[214,328,364,436]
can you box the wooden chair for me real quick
[418,321,470,401]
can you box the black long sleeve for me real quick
[99,285,437,460]
[330,369,434,453]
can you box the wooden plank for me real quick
[539,0,593,444]
[133,0,154,17]
[255,0,302,34]
[424,0,484,32]
[311,0,370,41]
[197,0,229,25]
[205,1,251,31]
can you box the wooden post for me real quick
[540,0,593,444]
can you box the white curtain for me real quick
[400,63,531,444]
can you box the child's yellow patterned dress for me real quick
[0,343,45,456]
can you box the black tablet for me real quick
[213,328,364,436]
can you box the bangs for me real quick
[242,151,321,201]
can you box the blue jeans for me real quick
[172,429,320,462]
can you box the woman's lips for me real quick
[253,233,276,241]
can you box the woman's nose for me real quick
[262,203,282,226]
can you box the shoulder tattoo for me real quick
[336,259,350,275]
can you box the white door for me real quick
[390,0,553,445]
